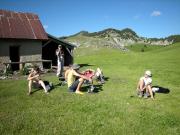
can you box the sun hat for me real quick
[71,64,80,70]
[145,70,152,77]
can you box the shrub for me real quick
[4,65,13,76]
[20,66,31,75]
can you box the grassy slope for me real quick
[126,44,164,52]
[65,35,111,48]
[0,43,180,135]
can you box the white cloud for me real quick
[151,11,162,16]
[43,24,48,29]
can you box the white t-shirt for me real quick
[140,76,152,86]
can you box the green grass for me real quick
[0,43,180,135]
[126,43,166,52]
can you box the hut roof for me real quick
[46,33,76,49]
[0,9,48,40]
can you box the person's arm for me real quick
[27,73,39,81]
[77,70,84,75]
[61,49,64,56]
[73,70,91,81]
[56,49,60,56]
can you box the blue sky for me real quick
[0,0,180,38]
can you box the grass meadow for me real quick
[0,43,180,135]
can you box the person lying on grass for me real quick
[137,70,154,99]
[27,66,49,95]
[82,67,105,92]
[65,64,92,95]
[82,67,105,84]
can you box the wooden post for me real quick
[20,62,25,70]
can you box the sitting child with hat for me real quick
[137,70,154,99]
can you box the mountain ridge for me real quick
[60,28,180,49]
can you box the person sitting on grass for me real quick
[65,64,91,95]
[137,70,154,99]
[27,66,49,95]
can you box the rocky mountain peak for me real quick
[62,28,179,49]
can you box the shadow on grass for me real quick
[30,88,42,94]
[79,63,95,68]
[152,86,170,94]
[130,86,170,98]
[81,84,103,93]
[31,86,56,94]
[81,76,109,93]
[50,82,66,91]
[51,75,109,94]
[104,77,110,81]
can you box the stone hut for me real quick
[0,9,74,71]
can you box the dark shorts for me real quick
[68,80,80,92]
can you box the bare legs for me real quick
[38,80,48,93]
[28,80,33,95]
[28,80,48,95]
[75,78,84,95]
[137,79,145,92]
[137,80,154,99]
[146,85,154,99]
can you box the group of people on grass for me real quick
[27,44,154,99]
[27,45,105,95]
[27,64,105,95]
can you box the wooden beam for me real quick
[42,39,52,48]
[65,47,73,57]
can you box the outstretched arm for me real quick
[73,70,91,81]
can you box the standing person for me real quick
[56,45,64,77]
[27,66,49,95]
[65,64,92,95]
[137,70,154,99]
